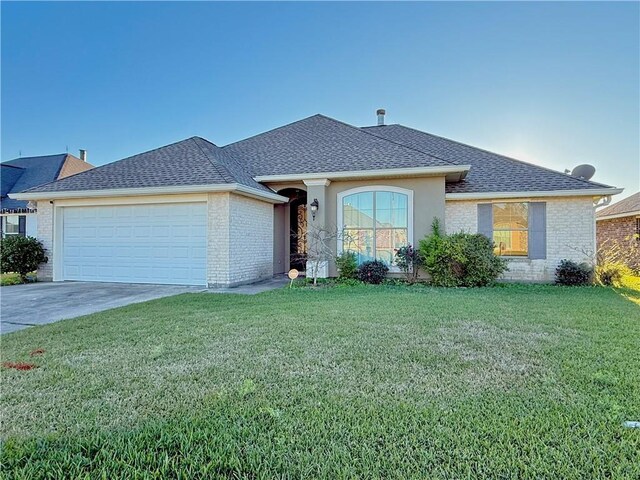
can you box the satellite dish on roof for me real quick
[570,164,596,181]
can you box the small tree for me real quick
[394,244,422,283]
[304,226,346,285]
[0,236,48,281]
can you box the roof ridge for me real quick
[222,114,325,149]
[384,124,611,189]
[314,114,456,166]
[190,137,237,184]
[0,164,25,170]
[3,153,68,163]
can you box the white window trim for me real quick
[337,185,414,272]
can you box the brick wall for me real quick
[597,216,640,270]
[228,194,273,285]
[206,193,274,287]
[445,197,596,282]
[207,193,231,286]
[36,201,54,280]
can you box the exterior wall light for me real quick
[310,198,319,220]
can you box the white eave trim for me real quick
[445,188,624,201]
[596,210,640,221]
[254,165,471,183]
[9,183,289,204]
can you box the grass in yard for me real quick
[1,284,639,478]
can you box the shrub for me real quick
[394,244,422,283]
[335,251,358,280]
[0,236,47,281]
[1,272,24,286]
[357,260,389,284]
[555,259,593,286]
[334,278,364,287]
[595,262,633,286]
[419,219,507,287]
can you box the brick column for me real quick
[36,201,54,281]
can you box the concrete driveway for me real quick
[0,282,203,334]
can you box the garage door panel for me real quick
[63,203,207,286]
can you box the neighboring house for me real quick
[596,192,640,270]
[10,113,622,286]
[1,152,93,239]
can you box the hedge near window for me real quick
[419,219,508,287]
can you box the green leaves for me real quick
[0,236,47,280]
[419,218,508,287]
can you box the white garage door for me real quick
[62,203,207,286]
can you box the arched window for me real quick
[337,186,413,267]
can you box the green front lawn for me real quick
[2,285,639,478]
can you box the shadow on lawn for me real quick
[615,286,640,307]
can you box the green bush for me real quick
[357,260,389,284]
[555,259,593,286]
[419,218,507,287]
[334,278,364,287]
[1,273,23,286]
[0,236,48,280]
[336,251,358,280]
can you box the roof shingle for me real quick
[362,124,613,194]
[24,138,270,194]
[1,154,69,211]
[15,114,618,199]
[223,114,453,176]
[596,192,640,218]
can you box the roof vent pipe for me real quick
[79,149,87,162]
[377,108,386,126]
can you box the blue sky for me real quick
[2,2,638,199]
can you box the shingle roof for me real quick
[25,137,270,194]
[16,114,618,199]
[223,114,453,176]
[362,124,613,194]
[596,192,640,218]
[1,154,69,211]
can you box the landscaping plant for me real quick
[0,236,47,282]
[394,244,422,283]
[335,251,358,280]
[594,237,639,286]
[357,260,389,284]
[555,259,593,286]
[419,218,507,287]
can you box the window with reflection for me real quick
[493,202,528,256]
[342,190,409,266]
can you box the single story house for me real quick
[10,112,622,286]
[596,191,640,270]
[1,151,93,238]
